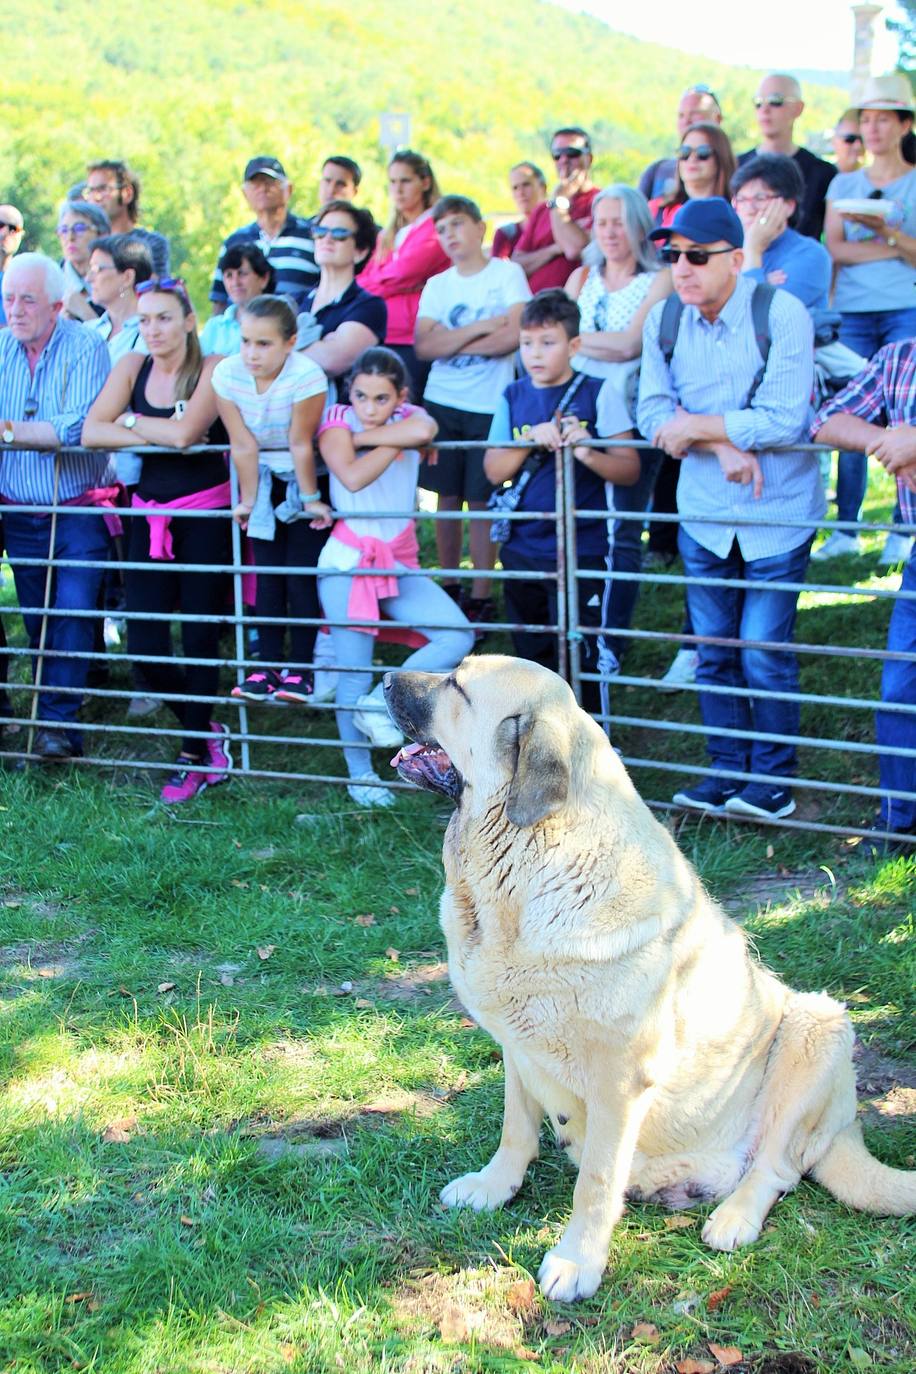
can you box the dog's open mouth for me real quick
[390,741,462,800]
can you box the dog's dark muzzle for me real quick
[383,671,463,801]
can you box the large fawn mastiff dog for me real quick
[385,655,915,1303]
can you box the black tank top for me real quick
[132,356,229,502]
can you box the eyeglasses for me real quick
[754,94,790,108]
[551,146,588,160]
[56,222,93,237]
[678,145,715,162]
[0,221,19,232]
[136,276,190,304]
[837,133,863,144]
[312,224,356,240]
[86,262,117,277]
[659,246,734,266]
[733,192,779,209]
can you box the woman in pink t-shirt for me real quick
[356,150,449,400]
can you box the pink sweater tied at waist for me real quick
[131,481,231,560]
[330,519,419,633]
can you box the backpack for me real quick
[658,281,774,406]
[658,284,864,409]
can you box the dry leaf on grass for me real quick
[64,1291,93,1304]
[439,1300,485,1342]
[231,879,248,889]
[389,904,400,915]
[101,1117,137,1143]
[459,1016,477,1029]
[708,1343,744,1367]
[506,1278,537,1314]
[405,886,418,896]
[256,945,275,961]
[219,972,234,986]
[544,1319,571,1336]
[706,1285,732,1311]
[354,998,373,1009]
[631,1321,660,1345]
[664,1213,695,1230]
[179,1215,197,1227]
[385,946,400,961]
[675,1360,716,1374]
[354,913,376,927]
[157,981,176,993]
[847,1351,872,1369]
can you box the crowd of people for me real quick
[0,73,914,850]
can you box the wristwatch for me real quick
[886,233,898,248]
[1,421,14,443]
[548,195,571,213]
[123,413,138,430]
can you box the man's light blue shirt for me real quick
[637,273,823,560]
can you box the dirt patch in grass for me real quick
[854,1040,916,1122]
[246,1088,451,1159]
[392,1267,540,1358]
[719,869,841,919]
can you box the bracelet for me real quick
[299,490,322,503]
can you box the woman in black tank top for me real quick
[83,280,234,805]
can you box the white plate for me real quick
[832,197,895,218]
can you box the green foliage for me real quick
[0,0,845,310]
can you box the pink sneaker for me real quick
[160,760,208,804]
[231,669,281,701]
[205,721,233,786]
[273,670,313,704]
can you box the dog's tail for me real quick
[812,1122,916,1215]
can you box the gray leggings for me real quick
[318,566,475,779]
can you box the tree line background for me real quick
[2,0,878,311]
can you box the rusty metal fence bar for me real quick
[0,438,913,846]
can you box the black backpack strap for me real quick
[658,292,684,368]
[746,281,776,406]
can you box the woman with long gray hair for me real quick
[566,184,672,676]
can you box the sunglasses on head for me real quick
[312,224,356,240]
[754,94,790,108]
[136,276,190,304]
[551,146,587,160]
[659,245,734,266]
[678,144,715,161]
[838,132,863,144]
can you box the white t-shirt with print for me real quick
[417,256,531,414]
[211,350,327,474]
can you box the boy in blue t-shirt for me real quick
[484,289,638,721]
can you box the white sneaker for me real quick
[658,648,698,693]
[352,692,404,748]
[810,531,862,561]
[878,531,914,567]
[347,770,396,807]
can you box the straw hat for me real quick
[856,72,915,113]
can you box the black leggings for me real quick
[251,478,329,672]
[125,511,230,757]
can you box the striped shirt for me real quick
[638,274,823,560]
[0,318,112,504]
[209,213,318,309]
[812,339,916,527]
[211,350,327,475]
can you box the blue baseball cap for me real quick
[649,196,744,249]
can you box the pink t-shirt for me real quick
[356,215,450,345]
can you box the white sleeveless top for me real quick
[572,267,657,417]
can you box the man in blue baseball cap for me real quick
[637,196,823,822]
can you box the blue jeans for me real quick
[678,529,812,780]
[4,509,111,749]
[605,447,663,661]
[877,551,916,831]
[835,308,916,524]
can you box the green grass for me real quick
[0,768,913,1374]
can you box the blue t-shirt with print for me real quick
[487,372,630,561]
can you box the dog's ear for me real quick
[500,711,570,827]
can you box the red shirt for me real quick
[514,187,598,292]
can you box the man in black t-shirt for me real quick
[737,73,835,240]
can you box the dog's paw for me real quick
[701,1203,762,1251]
[440,1169,520,1212]
[537,1247,604,1303]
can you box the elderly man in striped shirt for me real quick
[813,344,916,852]
[638,197,821,821]
[0,253,111,761]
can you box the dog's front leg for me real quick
[538,1076,653,1302]
[440,1050,543,1211]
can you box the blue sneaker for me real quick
[671,777,739,813]
[724,783,795,820]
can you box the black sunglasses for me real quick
[678,144,715,161]
[551,146,587,160]
[659,246,734,266]
[754,94,789,108]
[838,133,863,144]
[0,221,20,232]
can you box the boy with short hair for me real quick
[484,289,639,721]
[415,195,531,625]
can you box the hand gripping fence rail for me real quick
[0,439,913,848]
